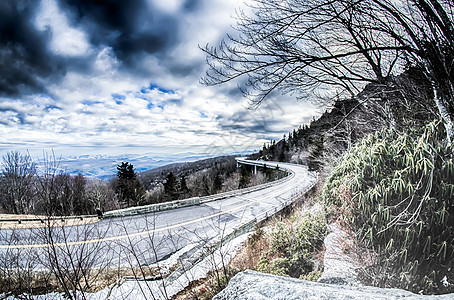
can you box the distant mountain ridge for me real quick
[42,151,255,180]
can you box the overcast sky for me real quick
[0,0,319,159]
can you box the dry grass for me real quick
[230,227,271,272]
[86,265,168,293]
[0,264,168,296]
[172,224,274,300]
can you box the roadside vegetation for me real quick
[180,85,452,297]
[0,154,284,217]
[254,211,326,280]
[246,77,453,294]
[139,156,286,204]
[323,121,454,294]
[1,0,454,297]
[201,0,454,295]
[174,189,327,299]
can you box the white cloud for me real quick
[94,47,120,74]
[0,0,321,162]
[150,0,182,14]
[34,0,91,56]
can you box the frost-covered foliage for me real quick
[323,120,454,294]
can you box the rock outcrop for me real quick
[317,223,360,286]
[215,223,453,299]
[213,270,453,300]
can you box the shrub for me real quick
[256,256,270,274]
[264,213,326,278]
[323,120,454,294]
[247,226,265,249]
[271,213,326,256]
[300,270,323,281]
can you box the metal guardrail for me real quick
[255,174,317,224]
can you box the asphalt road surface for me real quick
[0,160,316,270]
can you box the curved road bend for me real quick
[0,160,316,268]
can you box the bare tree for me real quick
[202,0,454,140]
[34,151,63,216]
[0,226,51,297]
[0,151,36,214]
[37,219,113,299]
[111,214,170,300]
[86,178,119,213]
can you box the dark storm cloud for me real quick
[183,0,202,12]
[59,0,180,65]
[0,0,203,98]
[0,0,65,97]
[168,61,201,77]
[216,110,284,135]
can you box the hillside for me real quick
[251,68,436,175]
[198,70,453,298]
[139,156,237,191]
[138,155,285,204]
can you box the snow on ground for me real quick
[213,270,454,300]
[2,232,250,300]
[89,232,249,299]
[317,223,361,286]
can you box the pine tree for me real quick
[117,162,135,179]
[213,171,222,192]
[164,172,178,200]
[307,136,324,171]
[115,162,145,207]
[263,164,272,180]
[179,175,190,197]
[238,166,250,189]
[278,151,285,162]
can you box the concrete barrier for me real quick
[103,197,201,218]
[165,170,316,289]
[103,163,296,219]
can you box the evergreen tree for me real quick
[278,149,286,162]
[283,134,290,151]
[238,166,250,189]
[179,175,190,197]
[117,162,135,179]
[307,136,324,171]
[164,172,178,200]
[261,143,268,158]
[213,171,222,192]
[115,162,145,207]
[263,164,272,180]
[292,129,298,146]
[269,140,276,157]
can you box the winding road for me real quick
[0,159,316,273]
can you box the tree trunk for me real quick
[433,86,454,142]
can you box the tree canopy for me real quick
[115,162,145,207]
[163,172,178,199]
[202,0,454,139]
[117,162,136,180]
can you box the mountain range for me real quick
[41,151,255,180]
